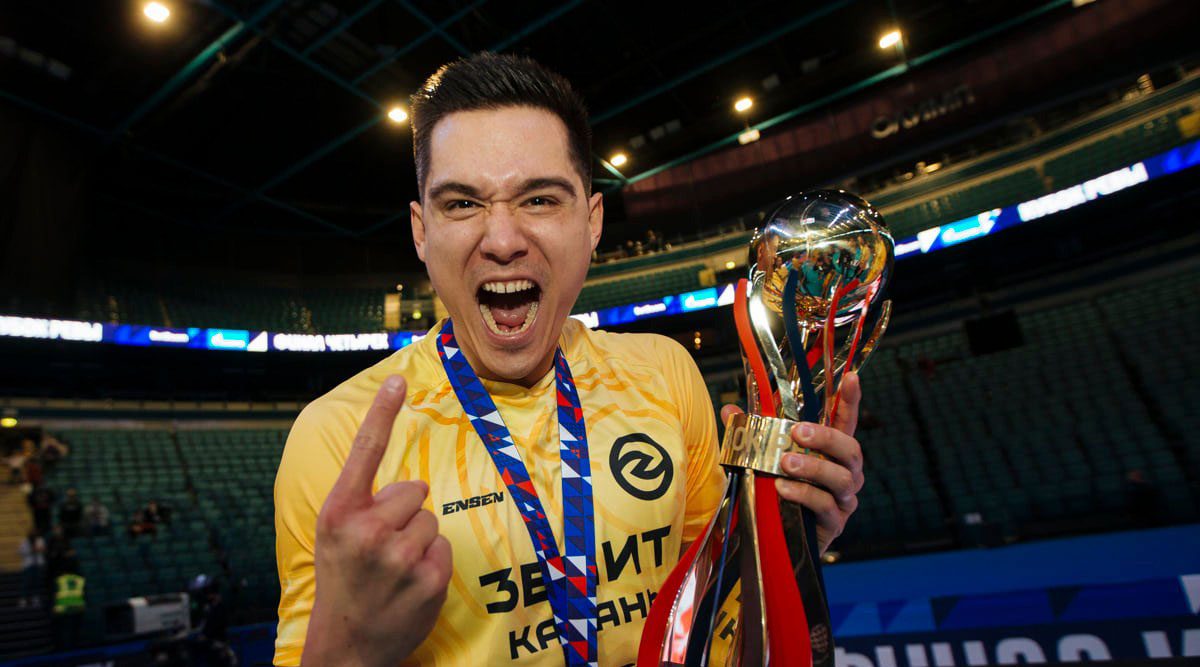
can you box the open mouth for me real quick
[476,279,542,336]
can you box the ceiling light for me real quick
[143,2,170,23]
[734,96,754,113]
[610,153,628,167]
[412,309,423,320]
[737,128,761,145]
[0,417,16,428]
[879,30,902,49]
[387,106,408,124]
[724,260,736,270]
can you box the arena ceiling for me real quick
[2,0,1074,269]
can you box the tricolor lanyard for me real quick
[436,320,598,666]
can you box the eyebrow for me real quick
[427,181,482,202]
[513,177,577,199]
[426,177,577,202]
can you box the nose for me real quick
[479,204,529,264]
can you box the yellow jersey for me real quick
[275,318,725,666]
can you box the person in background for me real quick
[85,497,111,536]
[52,557,86,650]
[27,482,55,535]
[40,435,68,470]
[129,508,157,538]
[23,455,44,488]
[189,574,237,666]
[144,499,167,525]
[5,446,26,485]
[18,531,46,608]
[58,488,84,539]
[45,524,71,578]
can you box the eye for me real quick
[447,200,479,211]
[525,196,557,207]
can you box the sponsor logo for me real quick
[441,491,504,515]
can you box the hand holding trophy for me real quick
[639,190,894,666]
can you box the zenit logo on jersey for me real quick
[275,318,725,667]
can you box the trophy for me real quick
[638,190,894,666]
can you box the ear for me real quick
[587,191,604,252]
[410,200,427,263]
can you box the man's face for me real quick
[411,106,603,385]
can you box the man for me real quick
[189,574,237,666]
[28,483,54,535]
[275,53,865,667]
[59,487,83,539]
[52,557,85,650]
[84,497,111,536]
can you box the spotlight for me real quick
[725,260,736,270]
[610,153,628,168]
[387,106,408,124]
[0,417,16,428]
[143,2,170,23]
[412,309,423,320]
[878,30,902,49]
[734,96,753,113]
[737,128,761,145]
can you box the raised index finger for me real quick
[330,375,407,502]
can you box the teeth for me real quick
[481,279,535,294]
[479,301,539,336]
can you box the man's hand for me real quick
[302,375,452,667]
[720,372,865,556]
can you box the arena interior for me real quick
[1,0,1199,665]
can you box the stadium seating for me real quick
[574,263,708,313]
[71,284,388,334]
[75,281,165,328]
[303,288,387,333]
[587,233,751,279]
[882,168,1045,240]
[854,270,1200,548]
[1043,107,1192,188]
[177,429,285,621]
[44,429,213,642]
[839,346,950,552]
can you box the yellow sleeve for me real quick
[273,400,354,667]
[661,338,725,544]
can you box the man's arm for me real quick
[662,337,725,551]
[275,376,451,667]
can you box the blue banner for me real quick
[837,616,1200,665]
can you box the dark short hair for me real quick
[410,52,592,196]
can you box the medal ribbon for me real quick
[436,319,598,667]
